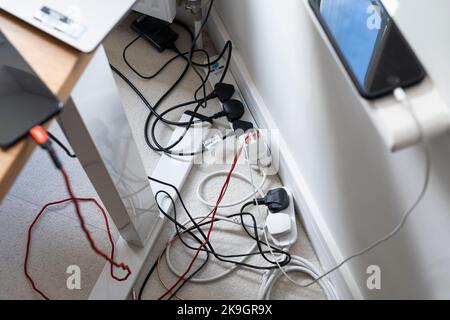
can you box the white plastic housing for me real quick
[265,188,298,248]
[133,0,177,22]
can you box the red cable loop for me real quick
[24,168,131,300]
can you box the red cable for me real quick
[157,136,251,300]
[24,168,132,300]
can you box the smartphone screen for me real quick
[309,0,426,99]
[0,30,63,149]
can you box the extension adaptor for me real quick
[131,15,179,52]
[264,188,298,247]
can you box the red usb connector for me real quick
[29,125,62,169]
[29,125,49,146]
[25,125,131,300]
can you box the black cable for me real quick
[140,0,232,156]
[130,17,211,152]
[138,258,159,300]
[113,10,231,156]
[155,190,210,300]
[148,177,291,266]
[122,20,195,81]
[154,190,286,262]
[154,193,291,300]
[137,184,210,300]
[47,132,77,158]
[148,50,212,154]
[110,64,212,127]
[147,43,234,154]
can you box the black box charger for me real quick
[131,15,179,52]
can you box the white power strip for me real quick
[208,57,256,126]
[150,113,212,217]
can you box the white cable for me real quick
[242,138,339,299]
[260,88,431,293]
[166,134,268,283]
[260,228,338,299]
[257,255,338,300]
[196,170,267,208]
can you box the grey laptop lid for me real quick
[0,0,137,53]
[0,30,63,149]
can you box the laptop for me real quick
[0,0,137,53]
[0,30,63,150]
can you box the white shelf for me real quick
[303,0,450,152]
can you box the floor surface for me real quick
[0,13,325,300]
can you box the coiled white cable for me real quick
[196,170,267,209]
[257,255,338,300]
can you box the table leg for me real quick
[57,46,158,248]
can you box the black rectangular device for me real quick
[309,0,426,99]
[131,15,179,52]
[0,30,63,150]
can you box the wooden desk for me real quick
[0,11,93,200]
[0,10,160,299]
[0,10,156,248]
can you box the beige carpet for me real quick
[0,13,325,300]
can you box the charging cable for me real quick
[196,170,267,209]
[260,87,431,292]
[197,132,270,209]
[26,126,132,300]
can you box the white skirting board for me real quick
[207,6,363,299]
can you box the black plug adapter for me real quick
[257,189,290,213]
[223,100,245,122]
[214,83,235,102]
[131,15,179,52]
[233,120,254,135]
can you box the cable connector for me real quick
[255,188,290,213]
[233,120,254,136]
[222,99,245,122]
[29,126,62,170]
[393,87,408,104]
[212,83,235,102]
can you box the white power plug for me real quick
[240,131,272,168]
[266,213,292,236]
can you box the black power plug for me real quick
[223,100,245,122]
[213,83,235,102]
[233,120,254,135]
[189,98,244,124]
[257,188,290,213]
[200,83,235,104]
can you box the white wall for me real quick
[213,0,450,299]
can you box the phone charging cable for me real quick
[26,126,131,300]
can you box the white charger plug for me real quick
[264,188,298,247]
[266,213,292,237]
